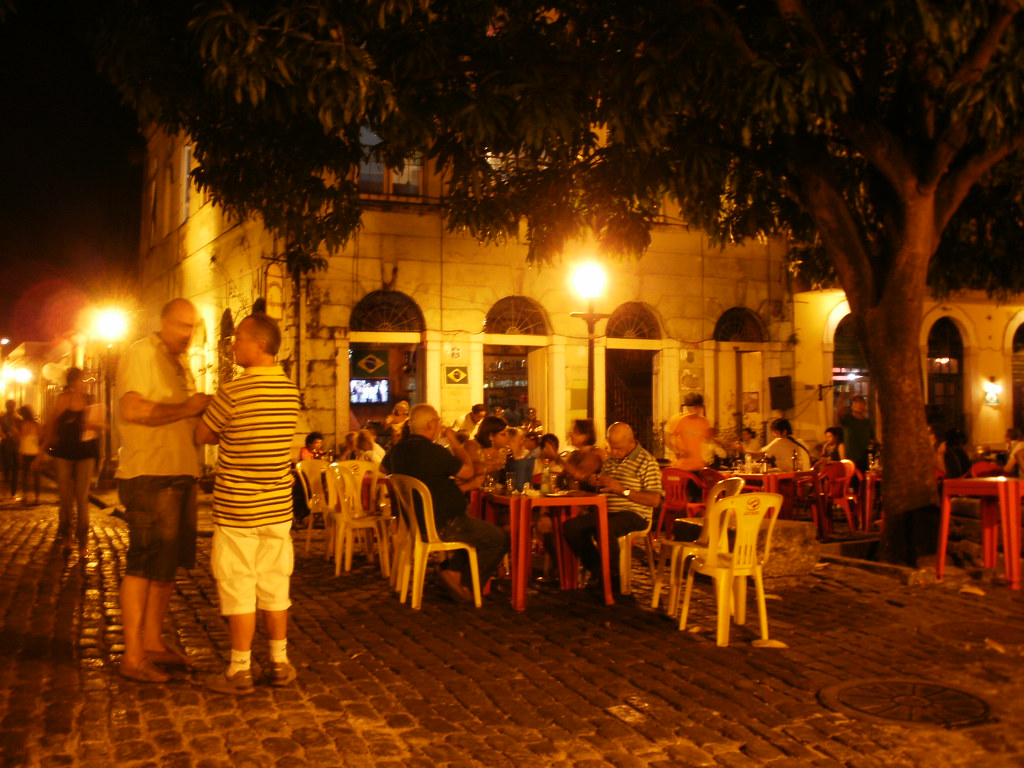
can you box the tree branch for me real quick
[935,136,1024,235]
[948,4,1020,88]
[924,4,1021,187]
[787,147,876,311]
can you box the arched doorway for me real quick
[832,314,871,420]
[605,302,661,451]
[712,307,766,442]
[349,290,425,430]
[926,317,964,434]
[483,297,549,428]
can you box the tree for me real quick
[88,1,1024,562]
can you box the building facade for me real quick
[135,128,1024,458]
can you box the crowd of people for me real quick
[15,293,1024,695]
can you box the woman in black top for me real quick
[38,368,102,555]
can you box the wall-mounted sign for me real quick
[445,366,469,385]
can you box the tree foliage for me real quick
[87,1,1024,295]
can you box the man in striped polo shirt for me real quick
[196,312,300,694]
[564,422,663,593]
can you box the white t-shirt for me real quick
[764,436,812,472]
[115,332,203,479]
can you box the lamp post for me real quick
[93,308,128,488]
[569,262,610,420]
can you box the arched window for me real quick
[350,290,425,332]
[1013,324,1024,429]
[607,302,661,339]
[926,317,964,433]
[713,307,766,343]
[484,296,549,335]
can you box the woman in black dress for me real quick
[38,368,102,555]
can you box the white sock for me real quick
[268,638,289,664]
[227,650,251,676]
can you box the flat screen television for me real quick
[350,378,390,405]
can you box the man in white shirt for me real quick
[116,299,211,683]
[762,418,812,471]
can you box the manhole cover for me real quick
[819,679,991,728]
[929,620,1024,645]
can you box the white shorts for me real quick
[211,522,293,615]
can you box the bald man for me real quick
[383,404,508,603]
[564,422,663,593]
[116,298,212,683]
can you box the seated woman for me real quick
[356,428,386,463]
[816,426,846,464]
[462,416,510,491]
[299,431,326,461]
[542,419,605,491]
[504,427,535,492]
[938,428,971,478]
[739,427,762,456]
[337,431,359,461]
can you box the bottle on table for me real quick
[540,460,552,494]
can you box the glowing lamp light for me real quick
[2,366,31,383]
[983,376,1003,406]
[94,308,129,344]
[569,261,608,301]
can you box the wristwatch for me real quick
[622,488,632,498]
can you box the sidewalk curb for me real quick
[820,553,937,586]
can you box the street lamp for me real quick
[569,262,610,420]
[91,307,129,488]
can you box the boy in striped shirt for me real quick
[196,312,300,694]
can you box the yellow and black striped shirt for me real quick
[202,366,300,528]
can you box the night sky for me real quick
[0,5,144,348]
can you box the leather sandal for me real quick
[146,639,192,667]
[119,658,171,683]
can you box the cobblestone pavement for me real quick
[2,493,1024,768]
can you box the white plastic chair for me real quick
[618,519,656,596]
[295,460,332,553]
[651,477,745,615]
[388,474,483,609]
[325,464,391,578]
[678,491,783,646]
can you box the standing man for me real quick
[383,403,508,603]
[666,393,714,471]
[196,313,300,694]
[564,422,663,593]
[837,393,875,471]
[116,298,211,683]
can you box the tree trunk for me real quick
[860,278,939,565]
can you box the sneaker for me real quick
[269,661,297,687]
[205,666,255,695]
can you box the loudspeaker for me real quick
[768,375,794,411]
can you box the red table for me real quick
[937,476,1020,590]
[474,490,613,610]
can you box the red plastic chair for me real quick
[970,461,1003,478]
[656,469,706,539]
[819,460,859,533]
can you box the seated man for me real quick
[762,418,812,471]
[563,422,663,592]
[382,404,509,603]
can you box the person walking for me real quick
[1,399,20,498]
[115,298,211,684]
[17,405,42,505]
[38,370,101,551]
[196,312,301,694]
